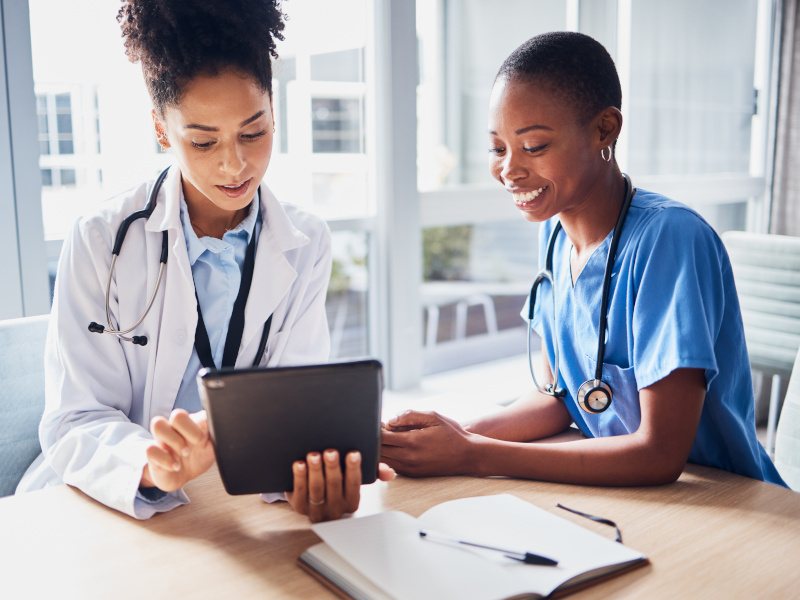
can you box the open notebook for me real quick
[299,494,647,600]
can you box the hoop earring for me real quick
[600,145,613,163]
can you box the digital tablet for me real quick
[198,359,383,495]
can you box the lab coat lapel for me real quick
[144,166,197,421]
[238,184,309,363]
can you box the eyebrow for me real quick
[488,124,554,135]
[184,110,266,132]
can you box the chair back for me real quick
[0,315,49,496]
[721,231,800,373]
[775,347,800,490]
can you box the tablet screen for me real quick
[199,359,383,494]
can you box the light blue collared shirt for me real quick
[174,194,260,412]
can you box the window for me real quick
[35,91,80,187]
[312,97,365,153]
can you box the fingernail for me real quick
[349,452,361,463]
[324,450,336,462]
[309,454,320,465]
[294,461,305,471]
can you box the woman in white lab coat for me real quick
[18,0,392,521]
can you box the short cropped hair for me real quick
[117,0,285,113]
[496,31,622,123]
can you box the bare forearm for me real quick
[466,390,572,442]
[466,433,685,486]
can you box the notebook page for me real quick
[312,510,553,599]
[419,494,645,594]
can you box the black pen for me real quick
[418,529,559,566]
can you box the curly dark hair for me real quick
[117,0,285,112]
[496,31,621,124]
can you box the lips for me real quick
[512,185,548,207]
[216,178,251,198]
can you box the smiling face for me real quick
[488,76,613,223]
[154,69,274,220]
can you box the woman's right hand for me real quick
[287,450,395,523]
[141,409,216,492]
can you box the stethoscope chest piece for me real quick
[577,379,612,413]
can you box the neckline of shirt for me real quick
[179,189,259,264]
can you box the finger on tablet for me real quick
[323,449,343,508]
[151,416,188,458]
[344,451,362,513]
[289,461,308,514]
[170,409,206,447]
[307,452,325,522]
[378,462,396,481]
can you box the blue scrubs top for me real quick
[528,188,786,486]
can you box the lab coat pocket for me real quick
[584,355,641,436]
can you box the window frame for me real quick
[0,0,49,318]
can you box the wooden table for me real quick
[2,464,799,599]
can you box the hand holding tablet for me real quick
[287,449,395,522]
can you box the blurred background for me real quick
[0,0,785,401]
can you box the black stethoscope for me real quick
[526,174,634,414]
[88,166,272,369]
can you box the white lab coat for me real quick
[17,165,332,518]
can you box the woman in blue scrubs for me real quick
[381,32,785,486]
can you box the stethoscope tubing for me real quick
[95,167,171,344]
[527,270,565,398]
[527,174,634,410]
[102,256,166,341]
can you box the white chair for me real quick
[722,231,800,457]
[0,315,49,496]
[421,281,500,347]
[775,347,800,490]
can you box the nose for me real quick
[220,141,246,178]
[497,150,527,185]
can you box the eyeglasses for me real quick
[556,503,624,544]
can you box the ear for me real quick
[151,109,171,150]
[595,106,623,149]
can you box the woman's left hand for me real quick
[287,450,395,523]
[380,410,477,477]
